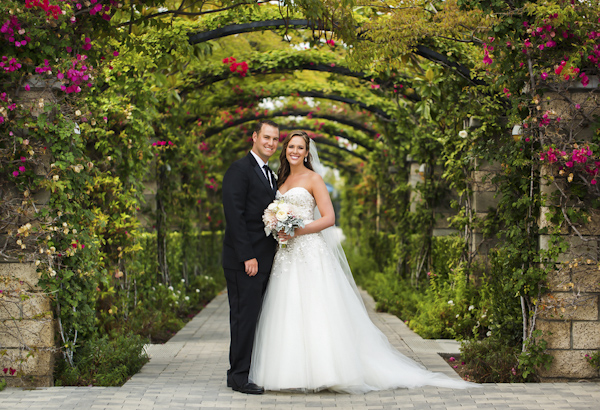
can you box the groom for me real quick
[221,120,279,394]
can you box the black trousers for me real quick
[224,268,270,388]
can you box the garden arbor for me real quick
[3,0,600,387]
[179,3,600,382]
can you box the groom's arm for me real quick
[222,161,257,267]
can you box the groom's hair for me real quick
[254,120,279,136]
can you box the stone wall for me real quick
[537,167,600,381]
[535,87,600,381]
[0,263,55,387]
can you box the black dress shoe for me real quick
[232,382,265,395]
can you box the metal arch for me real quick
[188,19,482,86]
[184,62,420,103]
[188,19,324,44]
[189,88,395,122]
[198,109,377,151]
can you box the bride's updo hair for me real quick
[277,130,314,187]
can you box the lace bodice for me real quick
[276,187,316,223]
[273,187,324,276]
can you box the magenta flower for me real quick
[20,156,26,162]
[12,170,19,177]
[24,84,30,91]
[592,180,597,185]
[541,72,548,80]
[18,166,25,172]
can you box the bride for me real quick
[249,130,475,393]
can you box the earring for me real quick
[304,157,308,163]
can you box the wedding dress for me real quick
[249,186,475,393]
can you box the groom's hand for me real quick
[244,258,259,276]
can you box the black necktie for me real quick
[263,164,273,188]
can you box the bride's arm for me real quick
[294,174,335,236]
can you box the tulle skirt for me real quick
[249,232,474,393]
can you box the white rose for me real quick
[267,202,278,211]
[276,210,287,221]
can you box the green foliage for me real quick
[518,330,553,380]
[460,337,526,383]
[97,231,224,343]
[585,351,600,370]
[54,332,148,387]
[409,263,479,340]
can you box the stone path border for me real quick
[1,290,599,409]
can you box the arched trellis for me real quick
[197,108,378,151]
[187,83,397,122]
[187,19,484,86]
[181,50,420,103]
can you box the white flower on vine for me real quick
[459,130,468,139]
[447,300,454,306]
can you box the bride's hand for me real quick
[278,230,294,241]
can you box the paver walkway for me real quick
[2,290,599,410]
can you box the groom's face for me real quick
[252,124,280,162]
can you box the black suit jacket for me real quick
[222,152,278,272]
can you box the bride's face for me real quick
[286,136,308,166]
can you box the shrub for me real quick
[408,263,480,340]
[55,332,149,386]
[460,337,526,383]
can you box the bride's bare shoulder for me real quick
[306,171,326,193]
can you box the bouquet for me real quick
[263,199,305,248]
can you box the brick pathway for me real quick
[1,290,599,409]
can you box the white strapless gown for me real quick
[249,187,474,393]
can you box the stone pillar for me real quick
[0,263,55,387]
[408,161,423,213]
[470,159,500,260]
[537,168,600,381]
[535,82,600,380]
